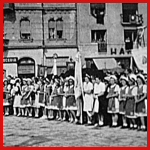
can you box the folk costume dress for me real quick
[125,85,137,118]
[51,86,61,110]
[3,84,12,107]
[135,84,147,117]
[21,85,28,108]
[38,84,45,107]
[119,85,128,115]
[66,85,77,110]
[33,83,40,108]
[13,84,22,108]
[107,84,120,114]
[83,81,94,112]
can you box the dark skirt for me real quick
[119,101,126,114]
[108,98,115,113]
[135,100,146,115]
[98,95,106,114]
[66,96,77,110]
[39,92,45,107]
[51,96,62,109]
[3,92,11,106]
[125,98,136,118]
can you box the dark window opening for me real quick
[122,3,138,23]
[124,29,137,50]
[91,30,106,42]
[48,17,63,40]
[90,3,105,24]
[20,18,31,40]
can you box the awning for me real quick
[93,58,117,70]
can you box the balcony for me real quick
[120,14,143,26]
[4,3,14,12]
[98,41,107,53]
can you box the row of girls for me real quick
[83,72,147,131]
[3,71,147,131]
[3,75,79,123]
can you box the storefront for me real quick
[18,57,35,78]
[3,57,18,77]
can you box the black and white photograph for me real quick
[3,3,147,147]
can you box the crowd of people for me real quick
[3,68,147,132]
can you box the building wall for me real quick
[4,3,77,77]
[77,3,147,66]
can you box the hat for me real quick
[68,76,75,81]
[3,78,7,82]
[85,74,91,79]
[104,76,110,81]
[110,75,117,81]
[15,78,21,83]
[23,78,27,82]
[10,79,15,84]
[120,76,128,82]
[27,78,32,82]
[137,74,146,84]
[128,74,137,83]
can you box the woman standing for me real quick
[106,75,120,127]
[136,74,147,131]
[20,78,28,116]
[33,77,40,118]
[66,76,77,123]
[83,74,94,125]
[51,79,61,119]
[62,77,69,121]
[3,79,12,116]
[125,74,138,129]
[13,78,22,116]
[119,76,128,128]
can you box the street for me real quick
[4,116,147,147]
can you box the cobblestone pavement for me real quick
[4,116,147,147]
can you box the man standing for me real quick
[93,76,105,127]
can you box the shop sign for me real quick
[4,57,18,63]
[18,65,34,74]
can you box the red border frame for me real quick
[1,0,149,149]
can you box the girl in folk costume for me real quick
[83,74,94,125]
[38,78,46,119]
[119,76,129,128]
[136,74,147,131]
[125,74,138,129]
[13,78,22,116]
[27,78,35,117]
[66,76,77,123]
[32,77,40,118]
[47,78,55,119]
[23,78,33,117]
[62,77,70,121]
[20,78,28,116]
[106,75,120,127]
[51,79,61,119]
[42,78,51,119]
[57,79,64,121]
[3,79,12,116]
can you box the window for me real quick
[91,30,106,42]
[122,3,138,23]
[90,3,105,24]
[124,29,137,50]
[48,17,63,40]
[20,18,31,40]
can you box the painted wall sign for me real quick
[4,57,18,63]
